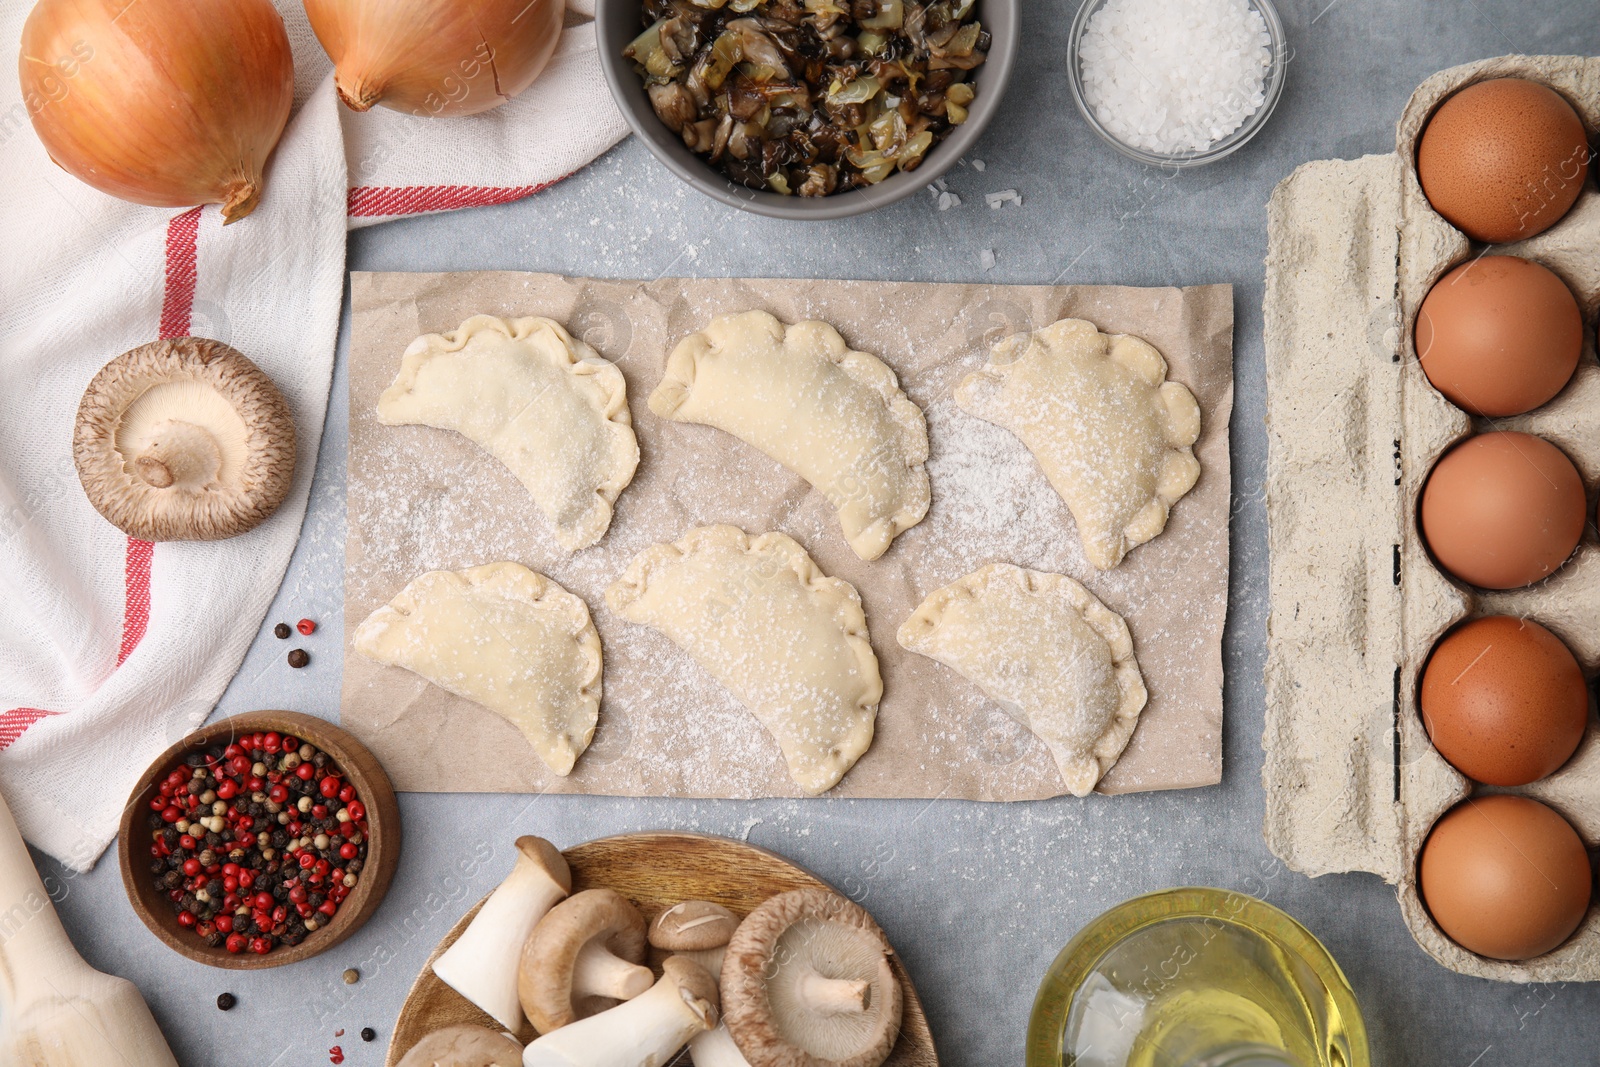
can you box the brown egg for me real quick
[1419,795,1592,960]
[1420,432,1588,589]
[1420,616,1589,785]
[1416,256,1583,417]
[1416,78,1590,244]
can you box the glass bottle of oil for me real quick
[1028,888,1369,1067]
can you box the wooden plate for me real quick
[389,831,938,1066]
[118,710,401,969]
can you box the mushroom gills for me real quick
[115,380,251,490]
[767,919,896,1058]
[522,957,718,1067]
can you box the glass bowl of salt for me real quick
[1067,0,1288,168]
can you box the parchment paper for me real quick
[342,272,1232,800]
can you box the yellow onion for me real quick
[19,0,294,224]
[303,0,565,118]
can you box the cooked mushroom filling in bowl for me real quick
[625,0,990,197]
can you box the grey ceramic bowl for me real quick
[596,1,1019,220]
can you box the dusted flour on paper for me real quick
[343,272,1233,801]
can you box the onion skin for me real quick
[19,0,294,224]
[303,0,566,118]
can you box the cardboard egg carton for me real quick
[1263,54,1600,982]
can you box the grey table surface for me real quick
[33,3,1600,1065]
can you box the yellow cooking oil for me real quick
[1028,888,1369,1067]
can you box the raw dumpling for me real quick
[353,563,602,776]
[956,318,1201,570]
[650,311,930,561]
[605,525,880,794]
[897,563,1146,796]
[378,315,638,551]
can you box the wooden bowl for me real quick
[388,831,938,1066]
[118,710,401,969]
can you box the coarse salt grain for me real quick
[1078,0,1271,155]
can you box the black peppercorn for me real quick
[151,860,169,877]
[162,870,182,888]
[203,931,224,948]
[147,812,164,830]
[273,622,291,639]
[287,648,310,669]
[216,992,236,1011]
[361,1028,375,1043]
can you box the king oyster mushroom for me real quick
[520,888,656,1034]
[397,1025,524,1067]
[433,837,572,1033]
[73,337,295,540]
[649,900,739,978]
[522,956,719,1067]
[722,889,903,1067]
[651,900,748,1066]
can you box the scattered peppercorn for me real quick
[297,618,317,636]
[273,622,291,640]
[143,732,370,958]
[361,1028,376,1043]
[342,968,359,985]
[329,1046,344,1065]
[216,992,236,1011]
[287,649,310,669]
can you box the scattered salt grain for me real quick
[938,191,962,211]
[1078,0,1271,155]
[979,249,997,271]
[971,158,986,171]
[985,189,1021,209]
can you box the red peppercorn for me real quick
[268,784,289,804]
[229,755,250,777]
[318,900,337,917]
[346,802,366,822]
[148,797,164,812]
[299,853,316,870]
[236,816,254,833]
[254,911,273,933]
[161,806,181,823]
[281,735,298,751]
[222,862,239,877]
[263,732,282,753]
[182,858,200,876]
[312,805,329,820]
[289,885,308,903]
[179,834,197,850]
[272,906,287,924]
[338,842,358,860]
[246,776,264,793]
[249,938,271,955]
[253,892,273,911]
[238,869,256,888]
[223,744,243,759]
[319,776,341,799]
[168,889,184,903]
[297,902,313,918]
[215,779,237,800]
[177,911,196,928]
[297,618,316,636]
[296,763,316,781]
[215,915,233,933]
[226,933,247,954]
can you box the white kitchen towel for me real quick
[0,0,628,871]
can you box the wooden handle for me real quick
[0,785,179,1067]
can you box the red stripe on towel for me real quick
[347,177,571,218]
[0,209,200,750]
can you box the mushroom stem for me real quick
[134,420,224,490]
[573,940,654,1002]
[433,837,571,1033]
[523,957,718,1067]
[688,1023,752,1067]
[798,973,871,1015]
